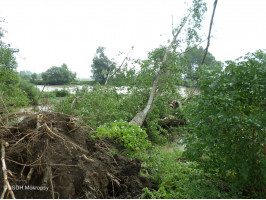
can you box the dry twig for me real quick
[80,154,94,163]
[1,140,16,199]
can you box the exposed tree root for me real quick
[0,111,156,198]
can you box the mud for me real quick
[0,112,155,198]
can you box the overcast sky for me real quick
[0,0,265,78]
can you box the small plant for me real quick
[97,120,151,151]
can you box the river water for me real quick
[36,85,199,98]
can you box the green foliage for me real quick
[91,46,116,84]
[0,23,30,108]
[181,46,220,86]
[97,120,151,151]
[53,89,70,97]
[41,63,76,85]
[19,71,41,84]
[0,84,29,108]
[145,94,183,144]
[18,79,40,105]
[109,67,137,87]
[184,50,266,195]
[0,42,18,84]
[71,79,95,85]
[138,146,229,199]
[133,46,169,89]
[30,73,38,84]
[132,46,184,143]
[55,84,148,129]
[0,45,18,71]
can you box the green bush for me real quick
[41,64,76,85]
[97,120,151,151]
[18,79,40,105]
[184,50,266,196]
[54,89,70,97]
[138,146,229,199]
[0,84,29,108]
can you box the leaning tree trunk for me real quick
[130,14,190,126]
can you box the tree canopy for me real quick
[181,46,220,86]
[0,30,19,85]
[91,46,116,84]
[41,63,76,85]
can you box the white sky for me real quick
[0,0,265,78]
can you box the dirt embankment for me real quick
[0,112,155,199]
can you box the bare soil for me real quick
[0,112,156,198]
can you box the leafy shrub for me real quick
[144,89,184,143]
[0,84,29,108]
[18,79,40,105]
[54,89,70,97]
[97,120,151,151]
[139,146,229,199]
[42,91,56,98]
[184,50,266,196]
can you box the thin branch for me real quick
[201,0,218,65]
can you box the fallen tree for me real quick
[130,0,207,126]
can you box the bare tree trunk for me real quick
[130,14,190,126]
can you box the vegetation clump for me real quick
[140,146,231,199]
[184,50,266,197]
[41,63,76,85]
[97,120,152,151]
